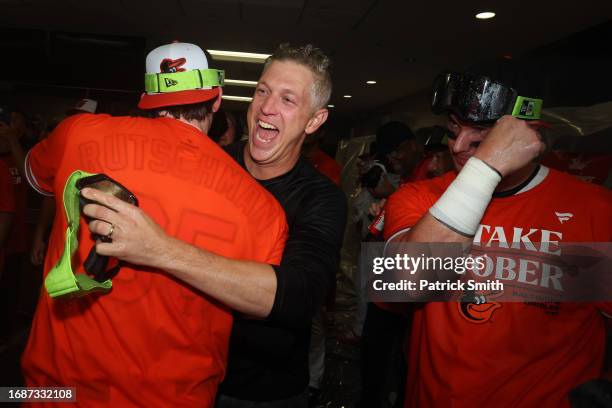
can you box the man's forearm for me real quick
[385,214,471,301]
[8,137,26,179]
[154,235,278,318]
[403,212,472,244]
[82,187,280,318]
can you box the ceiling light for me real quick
[225,79,258,87]
[222,95,253,102]
[343,95,352,98]
[208,50,270,63]
[475,11,495,19]
[327,104,335,108]
[366,81,376,85]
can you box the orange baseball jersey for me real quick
[383,168,612,407]
[307,149,341,185]
[22,113,288,408]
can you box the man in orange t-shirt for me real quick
[383,72,611,407]
[21,42,287,408]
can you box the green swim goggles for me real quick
[45,170,138,298]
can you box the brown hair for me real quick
[153,99,216,121]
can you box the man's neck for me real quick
[302,142,318,158]
[242,144,299,180]
[159,113,208,134]
[495,162,539,193]
[178,117,206,133]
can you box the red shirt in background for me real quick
[307,148,341,186]
[0,154,28,255]
[541,151,611,185]
[0,158,15,212]
[0,158,15,273]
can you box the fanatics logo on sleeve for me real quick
[554,212,573,224]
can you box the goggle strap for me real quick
[144,69,225,93]
[511,96,543,120]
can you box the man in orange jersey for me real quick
[383,72,611,407]
[21,42,288,407]
[82,43,347,407]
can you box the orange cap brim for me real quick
[138,88,220,110]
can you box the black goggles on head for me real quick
[431,72,543,124]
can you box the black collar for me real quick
[492,165,541,198]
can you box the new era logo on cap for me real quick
[164,78,178,87]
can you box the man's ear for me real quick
[212,88,223,113]
[305,108,328,135]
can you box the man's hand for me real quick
[30,236,46,265]
[368,198,386,217]
[81,187,171,268]
[474,115,546,176]
[0,122,19,145]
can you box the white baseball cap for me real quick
[138,42,223,109]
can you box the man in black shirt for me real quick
[83,43,346,407]
[220,139,344,406]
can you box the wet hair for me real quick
[264,43,332,110]
[153,99,216,121]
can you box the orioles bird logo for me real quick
[458,289,503,324]
[160,58,187,73]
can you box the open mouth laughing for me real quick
[254,119,279,146]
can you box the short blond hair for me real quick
[264,43,332,110]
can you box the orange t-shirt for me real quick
[384,168,612,408]
[22,114,288,408]
[307,149,341,185]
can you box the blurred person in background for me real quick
[0,106,28,349]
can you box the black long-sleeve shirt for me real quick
[219,142,347,401]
